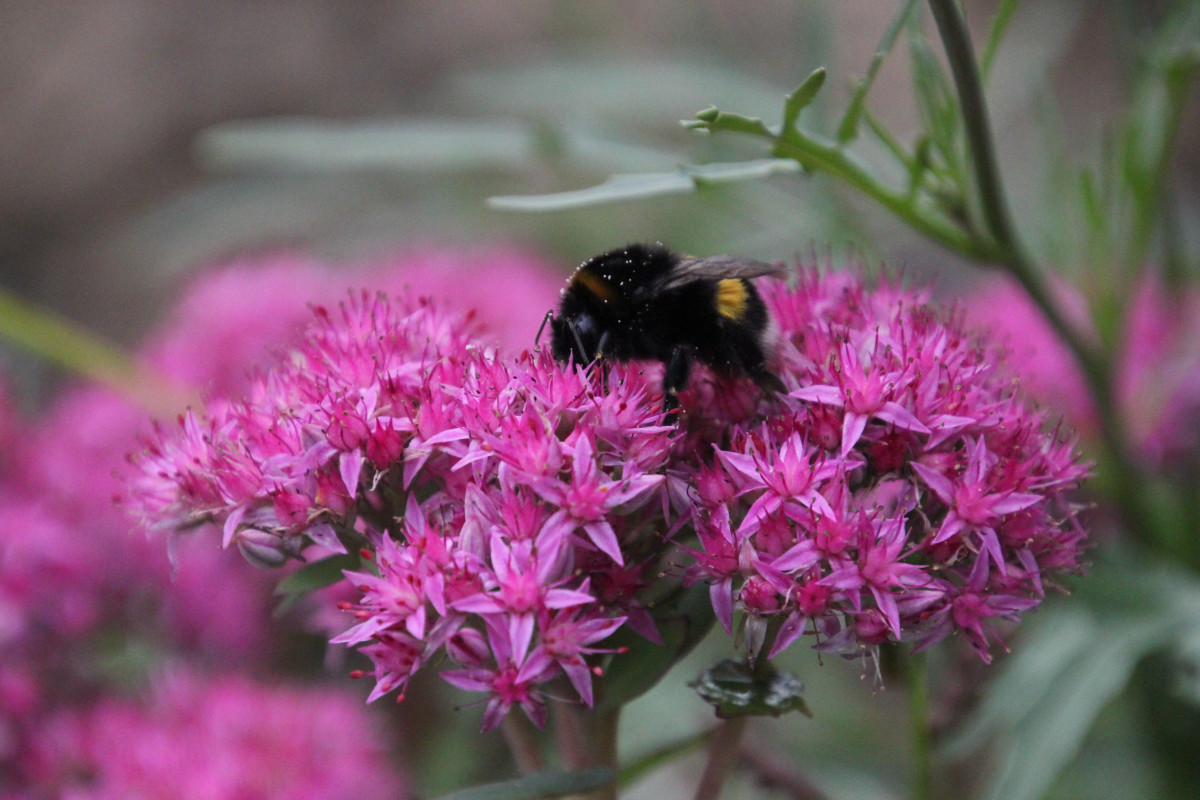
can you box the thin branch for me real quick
[693,717,749,800]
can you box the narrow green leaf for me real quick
[907,29,961,177]
[782,68,827,134]
[487,159,799,212]
[836,0,920,143]
[979,0,1022,82]
[0,285,186,416]
[432,768,614,800]
[946,553,1200,800]
[981,619,1167,800]
[197,117,537,172]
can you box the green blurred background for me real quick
[6,1,1191,343]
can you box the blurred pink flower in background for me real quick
[23,669,406,800]
[3,244,560,794]
[963,274,1200,471]
[143,246,563,396]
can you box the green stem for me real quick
[770,134,996,261]
[693,717,749,800]
[926,0,1151,541]
[559,706,620,800]
[0,284,190,416]
[903,652,933,800]
[501,713,545,775]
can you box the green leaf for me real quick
[782,68,827,135]
[432,768,614,800]
[595,582,716,710]
[691,658,811,719]
[979,0,1022,82]
[196,117,538,172]
[944,552,1200,800]
[906,25,963,182]
[487,159,799,211]
[273,552,362,615]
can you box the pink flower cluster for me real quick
[689,272,1089,663]
[130,291,681,730]
[131,263,1089,731]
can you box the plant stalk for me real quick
[926,0,1152,542]
[693,717,749,800]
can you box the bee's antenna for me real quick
[535,309,555,345]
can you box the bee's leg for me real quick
[751,364,786,395]
[535,309,555,345]
[662,345,693,414]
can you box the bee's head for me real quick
[549,308,603,364]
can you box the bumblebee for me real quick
[547,243,785,410]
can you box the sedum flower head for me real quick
[688,271,1088,663]
[131,262,1089,730]
[132,290,680,730]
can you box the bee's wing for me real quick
[655,255,786,291]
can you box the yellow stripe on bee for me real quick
[573,270,617,303]
[715,279,749,320]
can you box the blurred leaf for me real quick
[979,0,1022,81]
[906,26,964,184]
[198,117,535,172]
[273,552,361,615]
[837,0,920,143]
[197,117,680,176]
[944,551,1200,800]
[0,285,186,416]
[432,768,614,800]
[487,159,799,211]
[596,582,716,710]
